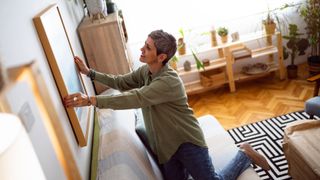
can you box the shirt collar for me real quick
[149,64,169,80]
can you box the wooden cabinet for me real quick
[178,32,285,95]
[78,12,132,94]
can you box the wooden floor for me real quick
[188,63,315,130]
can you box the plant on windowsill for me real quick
[217,27,228,43]
[177,28,186,55]
[283,24,309,79]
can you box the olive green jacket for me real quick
[93,64,207,164]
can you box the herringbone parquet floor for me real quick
[188,63,315,130]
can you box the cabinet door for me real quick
[78,14,132,94]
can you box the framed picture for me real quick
[33,4,91,147]
[0,61,84,179]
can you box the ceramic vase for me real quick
[210,30,217,47]
[86,0,107,19]
[184,60,191,71]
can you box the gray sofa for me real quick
[91,107,260,179]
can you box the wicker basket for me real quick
[200,68,226,87]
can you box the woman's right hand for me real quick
[74,56,90,75]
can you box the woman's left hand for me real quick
[64,92,90,107]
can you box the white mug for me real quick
[231,32,239,42]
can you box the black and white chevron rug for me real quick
[227,111,319,180]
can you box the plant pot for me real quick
[220,35,228,43]
[178,38,186,55]
[210,30,218,47]
[264,23,276,35]
[202,59,210,67]
[169,60,177,70]
[287,65,298,79]
[308,56,320,76]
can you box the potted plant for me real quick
[283,24,309,78]
[217,27,228,43]
[261,3,300,35]
[191,50,204,71]
[169,55,179,70]
[262,11,276,35]
[177,28,186,55]
[299,0,320,76]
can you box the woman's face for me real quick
[139,37,159,65]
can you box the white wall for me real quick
[0,0,95,179]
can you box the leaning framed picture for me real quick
[33,4,91,147]
[0,61,84,179]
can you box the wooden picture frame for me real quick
[33,4,91,147]
[0,61,83,179]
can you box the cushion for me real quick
[96,108,163,180]
[305,96,320,117]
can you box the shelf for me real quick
[178,31,285,94]
[235,63,278,81]
[231,45,252,60]
[178,31,280,58]
[251,46,278,58]
[184,64,279,95]
[184,80,226,95]
[178,57,226,76]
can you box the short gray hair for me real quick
[148,30,177,65]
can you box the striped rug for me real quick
[227,111,319,180]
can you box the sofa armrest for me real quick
[198,115,261,180]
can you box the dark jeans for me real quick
[163,143,251,180]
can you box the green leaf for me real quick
[170,55,179,62]
[217,27,228,36]
[191,50,204,71]
[178,28,184,38]
[282,35,290,40]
